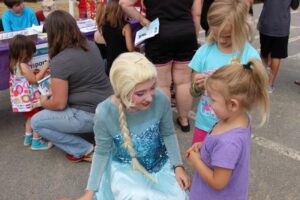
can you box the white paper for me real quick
[38,75,52,95]
[134,18,159,46]
[30,24,44,33]
[0,28,37,41]
[77,19,96,33]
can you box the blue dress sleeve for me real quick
[86,103,113,191]
[157,90,183,166]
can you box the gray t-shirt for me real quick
[50,40,113,113]
[257,0,293,37]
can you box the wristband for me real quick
[172,164,185,172]
[191,82,203,97]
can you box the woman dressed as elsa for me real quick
[79,52,190,200]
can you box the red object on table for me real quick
[78,0,87,19]
[86,0,96,19]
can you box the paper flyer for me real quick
[77,19,96,32]
[134,18,159,46]
[38,75,51,95]
[0,28,38,41]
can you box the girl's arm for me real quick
[123,24,135,51]
[187,150,232,190]
[40,78,68,110]
[19,62,49,84]
[119,0,150,27]
[94,29,106,45]
[191,0,202,39]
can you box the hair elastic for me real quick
[243,63,253,70]
[191,82,203,97]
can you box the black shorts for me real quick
[145,30,198,65]
[260,33,289,59]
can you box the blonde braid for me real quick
[118,102,156,182]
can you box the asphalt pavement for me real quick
[0,3,299,200]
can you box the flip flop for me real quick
[294,80,300,85]
[176,118,190,132]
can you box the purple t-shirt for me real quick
[189,123,252,200]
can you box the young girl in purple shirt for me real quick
[186,59,269,200]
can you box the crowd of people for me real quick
[1,0,299,199]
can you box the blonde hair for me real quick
[206,59,269,126]
[110,52,157,181]
[206,0,253,53]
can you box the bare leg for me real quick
[156,63,172,99]
[32,131,40,139]
[25,118,32,133]
[25,117,40,139]
[172,63,193,126]
[261,55,269,67]
[269,58,281,86]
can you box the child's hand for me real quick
[33,69,40,75]
[40,95,50,107]
[44,69,51,76]
[185,142,202,158]
[175,166,191,190]
[186,150,201,169]
[186,143,202,169]
[43,61,49,70]
[193,73,207,91]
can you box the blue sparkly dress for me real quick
[87,90,188,200]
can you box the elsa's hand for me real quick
[175,166,191,190]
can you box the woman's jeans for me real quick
[32,107,94,158]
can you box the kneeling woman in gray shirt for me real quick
[32,10,113,161]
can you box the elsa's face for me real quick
[128,79,156,111]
